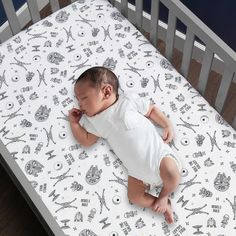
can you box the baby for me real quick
[69,66,181,224]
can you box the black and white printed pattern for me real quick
[0,0,236,235]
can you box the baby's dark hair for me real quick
[75,66,119,96]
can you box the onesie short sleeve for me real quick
[79,116,100,137]
[127,93,151,115]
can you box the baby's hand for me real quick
[162,125,174,143]
[68,108,83,124]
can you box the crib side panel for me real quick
[0,0,62,43]
[161,0,236,126]
[215,68,235,112]
[0,0,235,127]
[135,0,143,30]
[109,0,236,129]
[1,0,21,35]
[150,0,160,47]
[49,0,60,13]
[197,48,214,95]
[26,0,41,24]
[120,0,128,17]
[180,27,194,77]
[165,10,177,62]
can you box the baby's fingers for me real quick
[165,132,174,143]
[162,129,168,142]
[69,108,80,115]
[164,135,171,143]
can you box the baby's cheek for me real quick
[91,101,97,109]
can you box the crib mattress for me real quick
[0,0,236,235]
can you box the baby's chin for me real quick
[84,111,95,117]
[85,108,103,117]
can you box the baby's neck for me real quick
[97,93,118,115]
[104,93,118,109]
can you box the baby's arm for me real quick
[69,108,99,147]
[145,105,174,143]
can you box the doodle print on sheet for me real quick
[0,0,236,235]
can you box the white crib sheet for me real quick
[0,0,236,235]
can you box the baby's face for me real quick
[74,81,103,117]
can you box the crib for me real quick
[0,0,236,235]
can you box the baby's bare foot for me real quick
[164,199,174,224]
[152,196,168,213]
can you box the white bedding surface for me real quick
[0,0,236,235]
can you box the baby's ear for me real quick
[103,85,113,97]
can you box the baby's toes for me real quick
[161,207,166,213]
[152,204,156,211]
[155,206,161,213]
[153,203,159,211]
[158,207,164,213]
[154,207,160,213]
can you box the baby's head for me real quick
[74,66,119,117]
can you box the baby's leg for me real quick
[127,175,156,209]
[128,175,175,224]
[152,156,181,221]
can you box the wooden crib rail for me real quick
[160,0,236,110]
[1,0,21,36]
[110,0,236,129]
[1,0,61,38]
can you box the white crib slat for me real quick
[49,0,60,13]
[150,0,160,46]
[26,0,41,24]
[197,47,214,95]
[121,0,128,17]
[215,68,235,113]
[135,0,143,30]
[180,27,195,78]
[0,26,13,44]
[166,11,177,61]
[1,0,21,35]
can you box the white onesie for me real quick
[79,92,182,186]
